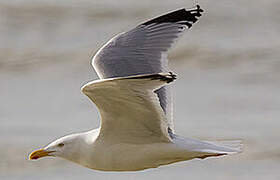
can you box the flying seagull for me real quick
[29,5,242,171]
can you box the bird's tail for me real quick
[192,139,243,159]
[173,135,243,159]
[203,140,243,154]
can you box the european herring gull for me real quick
[29,5,242,171]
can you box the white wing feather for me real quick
[82,73,176,143]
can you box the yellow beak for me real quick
[29,149,55,160]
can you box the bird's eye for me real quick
[58,143,64,147]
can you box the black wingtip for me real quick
[156,72,177,83]
[180,5,204,28]
[167,72,177,83]
[142,5,203,28]
[126,72,177,84]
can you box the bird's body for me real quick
[44,127,238,171]
[29,5,242,171]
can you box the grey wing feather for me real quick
[92,6,203,132]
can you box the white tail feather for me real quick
[205,140,243,154]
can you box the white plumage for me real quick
[29,5,242,171]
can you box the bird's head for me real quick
[29,133,84,162]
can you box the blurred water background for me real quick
[1,0,280,179]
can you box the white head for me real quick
[29,133,88,163]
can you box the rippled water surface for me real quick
[1,0,280,179]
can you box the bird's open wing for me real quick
[82,73,176,143]
[91,6,203,132]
